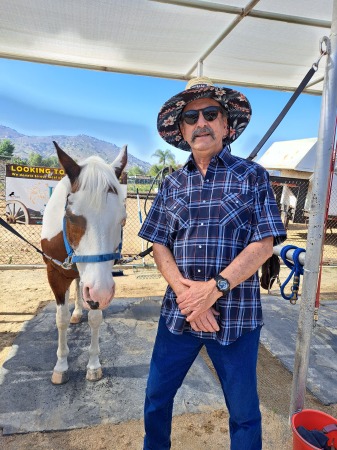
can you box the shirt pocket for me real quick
[219,192,254,229]
[165,196,190,231]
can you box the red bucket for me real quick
[292,409,337,449]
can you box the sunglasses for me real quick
[180,106,223,125]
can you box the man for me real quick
[138,77,286,450]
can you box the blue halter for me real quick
[62,216,122,269]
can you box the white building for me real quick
[256,138,337,222]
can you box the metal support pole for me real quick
[289,0,337,417]
[273,245,305,266]
[197,60,203,76]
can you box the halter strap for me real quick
[62,216,122,267]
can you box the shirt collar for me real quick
[183,146,232,172]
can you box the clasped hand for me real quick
[176,278,220,332]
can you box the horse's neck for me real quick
[41,177,70,240]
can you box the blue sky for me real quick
[0,58,322,166]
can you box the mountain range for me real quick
[0,125,151,172]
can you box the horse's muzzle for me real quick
[81,281,115,310]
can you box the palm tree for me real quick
[152,149,176,167]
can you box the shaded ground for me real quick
[0,267,336,449]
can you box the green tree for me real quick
[128,166,146,176]
[0,139,15,158]
[148,164,163,177]
[42,156,60,167]
[28,152,43,166]
[152,149,176,167]
[9,152,60,167]
[11,156,28,165]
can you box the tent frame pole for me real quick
[289,0,337,417]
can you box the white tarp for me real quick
[0,0,332,94]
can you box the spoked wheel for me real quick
[6,200,29,225]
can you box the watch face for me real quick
[218,280,230,291]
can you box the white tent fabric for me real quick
[0,0,332,94]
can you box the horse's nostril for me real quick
[87,300,99,310]
[84,286,90,298]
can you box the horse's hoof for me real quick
[86,367,103,382]
[51,370,69,385]
[70,314,82,324]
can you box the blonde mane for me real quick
[77,156,122,209]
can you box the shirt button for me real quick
[206,179,209,182]
[202,200,206,203]
[198,245,202,248]
[200,223,204,226]
[197,269,201,273]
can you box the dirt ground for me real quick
[0,267,336,450]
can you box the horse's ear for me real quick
[112,145,127,180]
[53,141,81,184]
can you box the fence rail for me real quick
[1,158,336,300]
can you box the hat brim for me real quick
[157,85,252,151]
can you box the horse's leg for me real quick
[70,278,83,324]
[51,289,71,385]
[86,309,103,381]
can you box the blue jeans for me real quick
[143,316,262,450]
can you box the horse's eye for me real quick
[65,213,75,224]
[108,186,117,194]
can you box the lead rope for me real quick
[280,245,306,304]
[0,216,45,257]
[0,216,76,269]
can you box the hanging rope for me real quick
[280,245,306,304]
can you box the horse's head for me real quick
[53,141,127,310]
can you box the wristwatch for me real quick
[214,275,230,295]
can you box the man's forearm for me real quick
[153,243,220,332]
[153,243,186,296]
[213,236,274,291]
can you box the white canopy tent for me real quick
[1,0,337,417]
[0,0,332,93]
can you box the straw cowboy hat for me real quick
[157,76,252,151]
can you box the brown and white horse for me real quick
[41,141,127,384]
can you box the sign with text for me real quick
[6,164,65,224]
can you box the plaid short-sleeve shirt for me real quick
[138,147,286,345]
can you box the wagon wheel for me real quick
[6,200,29,225]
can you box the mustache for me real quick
[191,126,215,142]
